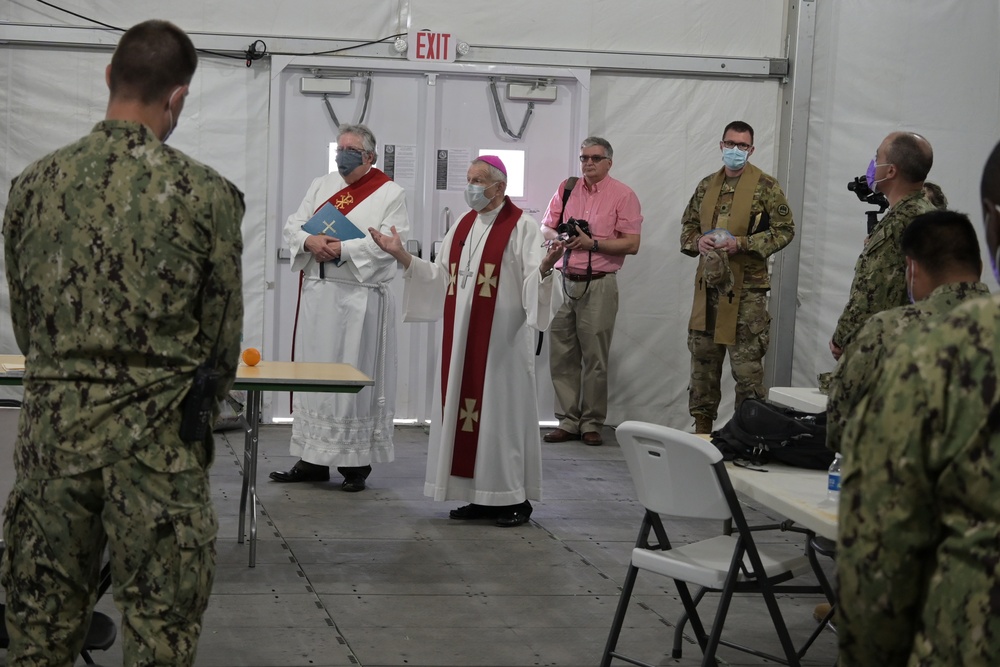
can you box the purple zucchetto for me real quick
[475,155,507,176]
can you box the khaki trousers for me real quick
[548,273,618,434]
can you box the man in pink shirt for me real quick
[540,137,643,446]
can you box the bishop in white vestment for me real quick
[370,156,563,527]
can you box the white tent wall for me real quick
[2,1,785,55]
[589,73,783,427]
[2,0,998,428]
[793,0,1000,387]
[0,0,789,426]
[0,44,269,401]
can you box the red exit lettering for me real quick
[415,31,451,60]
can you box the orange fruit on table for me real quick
[241,347,261,366]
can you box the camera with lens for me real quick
[848,175,889,234]
[556,217,592,240]
[847,175,889,210]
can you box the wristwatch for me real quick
[541,267,553,278]
[591,239,599,252]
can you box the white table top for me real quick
[726,462,837,540]
[767,386,827,413]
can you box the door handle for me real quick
[442,207,452,232]
[405,239,422,259]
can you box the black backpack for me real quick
[711,398,834,470]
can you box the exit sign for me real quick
[407,29,456,62]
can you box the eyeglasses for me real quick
[579,155,609,163]
[336,147,366,155]
[721,140,752,151]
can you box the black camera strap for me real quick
[556,177,578,227]
[552,176,595,301]
[561,247,594,301]
[537,177,581,355]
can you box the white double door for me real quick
[263,55,589,423]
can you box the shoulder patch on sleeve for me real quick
[777,204,790,217]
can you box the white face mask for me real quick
[464,182,496,212]
[163,86,184,142]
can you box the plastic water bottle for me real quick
[827,453,842,502]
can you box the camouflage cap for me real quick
[704,249,734,293]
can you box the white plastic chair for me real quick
[599,421,832,667]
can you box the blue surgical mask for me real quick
[722,147,748,171]
[464,183,494,211]
[336,148,365,177]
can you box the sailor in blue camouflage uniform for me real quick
[825,210,988,451]
[836,140,1000,665]
[0,20,244,667]
[829,131,936,360]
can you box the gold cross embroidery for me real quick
[477,263,498,298]
[459,398,479,432]
[448,263,458,295]
[335,193,354,210]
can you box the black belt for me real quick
[563,271,613,282]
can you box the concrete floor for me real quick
[0,409,838,666]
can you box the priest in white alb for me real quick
[270,124,409,492]
[369,155,564,527]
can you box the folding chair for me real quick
[600,421,834,667]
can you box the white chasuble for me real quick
[403,203,563,504]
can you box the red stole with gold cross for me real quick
[442,198,522,478]
[318,167,391,216]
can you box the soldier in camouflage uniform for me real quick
[826,210,988,451]
[681,121,794,434]
[829,131,936,359]
[835,139,1000,666]
[0,20,244,667]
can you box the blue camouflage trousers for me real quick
[1,454,217,666]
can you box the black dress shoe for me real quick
[449,504,500,520]
[269,461,330,483]
[495,501,533,527]
[341,476,366,492]
[338,465,372,492]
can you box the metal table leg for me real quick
[236,389,261,567]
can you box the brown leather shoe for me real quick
[582,431,603,446]
[543,428,580,443]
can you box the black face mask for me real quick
[336,149,365,176]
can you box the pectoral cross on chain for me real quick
[459,266,475,288]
